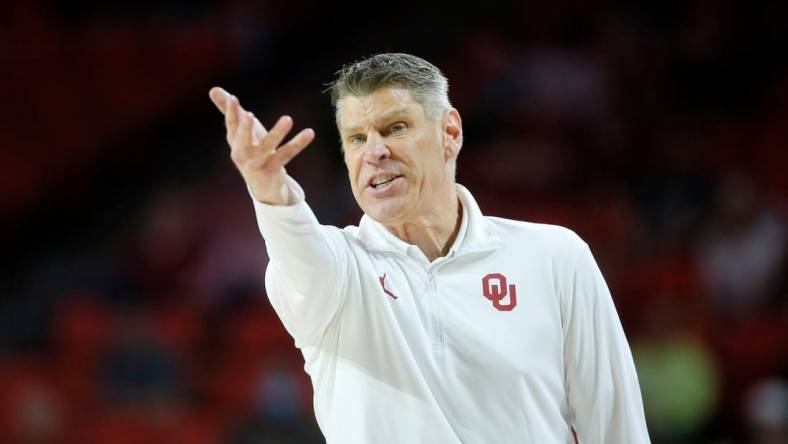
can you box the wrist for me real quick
[252,181,293,206]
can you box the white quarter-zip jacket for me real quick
[252,178,650,444]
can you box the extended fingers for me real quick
[259,115,294,152]
[238,115,290,165]
[222,104,313,172]
[261,128,315,173]
[225,95,240,139]
[253,117,267,140]
[209,87,231,113]
[230,111,256,161]
[211,88,262,145]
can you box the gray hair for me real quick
[327,53,452,121]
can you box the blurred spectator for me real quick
[188,171,270,307]
[98,309,182,407]
[253,358,308,425]
[11,386,63,444]
[482,44,611,120]
[116,186,205,301]
[3,380,63,444]
[695,172,786,318]
[634,119,715,254]
[744,377,788,444]
[226,357,321,444]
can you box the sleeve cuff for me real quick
[247,175,305,208]
[248,176,320,231]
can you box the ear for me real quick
[442,108,463,162]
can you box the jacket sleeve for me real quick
[250,176,348,347]
[561,237,650,443]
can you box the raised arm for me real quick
[209,87,347,346]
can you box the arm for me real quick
[253,177,348,346]
[209,87,346,346]
[561,238,650,443]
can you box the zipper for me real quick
[426,271,444,351]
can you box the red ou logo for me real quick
[482,273,518,311]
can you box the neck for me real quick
[384,189,462,262]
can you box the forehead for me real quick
[337,87,424,133]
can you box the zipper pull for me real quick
[426,272,436,290]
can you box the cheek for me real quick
[415,147,443,175]
[344,156,362,190]
[343,153,355,173]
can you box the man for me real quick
[209,53,650,443]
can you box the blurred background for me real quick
[1,0,786,443]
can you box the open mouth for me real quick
[368,174,402,189]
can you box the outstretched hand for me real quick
[209,87,315,205]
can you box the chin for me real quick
[361,197,410,223]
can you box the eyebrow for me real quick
[340,108,411,135]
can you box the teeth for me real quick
[371,175,396,187]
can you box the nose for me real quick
[362,131,390,164]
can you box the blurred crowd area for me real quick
[1,1,787,443]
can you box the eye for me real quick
[389,122,407,133]
[349,134,366,144]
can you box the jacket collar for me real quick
[357,184,503,257]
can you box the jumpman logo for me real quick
[379,273,398,300]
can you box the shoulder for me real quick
[484,216,588,258]
[338,223,372,252]
[341,223,362,241]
